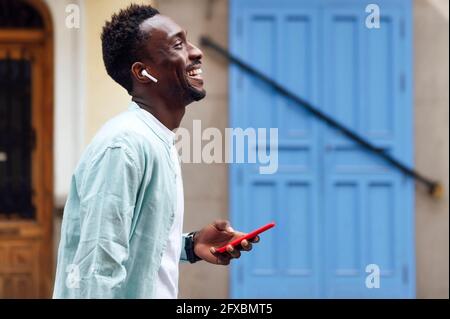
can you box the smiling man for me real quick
[53,4,258,299]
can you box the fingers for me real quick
[249,236,260,243]
[226,245,241,258]
[240,239,252,251]
[213,219,234,233]
[213,220,234,233]
[217,255,231,265]
[210,246,240,264]
[210,247,232,265]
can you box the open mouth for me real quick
[184,65,206,100]
[186,67,203,80]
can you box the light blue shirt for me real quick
[53,102,189,299]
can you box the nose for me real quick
[188,41,203,62]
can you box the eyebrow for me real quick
[169,30,187,41]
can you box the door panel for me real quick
[322,4,412,298]
[230,0,414,298]
[231,3,322,298]
[0,33,53,298]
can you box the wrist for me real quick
[186,231,202,263]
[192,231,199,247]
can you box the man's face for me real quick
[139,15,206,102]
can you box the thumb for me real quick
[213,219,234,233]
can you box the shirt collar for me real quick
[129,101,175,147]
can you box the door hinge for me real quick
[237,73,243,89]
[236,17,243,37]
[400,19,406,39]
[237,168,243,185]
[402,265,409,284]
[400,73,406,92]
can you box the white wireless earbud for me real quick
[141,69,158,83]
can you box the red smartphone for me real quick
[215,222,276,254]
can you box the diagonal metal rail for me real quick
[200,36,443,198]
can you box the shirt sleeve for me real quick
[73,145,141,298]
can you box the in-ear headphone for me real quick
[141,69,158,83]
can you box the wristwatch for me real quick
[185,231,202,263]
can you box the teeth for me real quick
[187,68,202,76]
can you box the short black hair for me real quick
[101,4,159,93]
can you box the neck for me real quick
[132,96,186,131]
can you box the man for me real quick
[53,4,259,299]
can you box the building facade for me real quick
[0,0,447,298]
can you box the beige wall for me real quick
[157,0,449,298]
[45,0,84,206]
[414,0,449,299]
[155,0,230,299]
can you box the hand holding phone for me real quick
[215,222,275,254]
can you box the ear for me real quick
[131,62,151,83]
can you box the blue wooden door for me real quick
[229,0,414,298]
